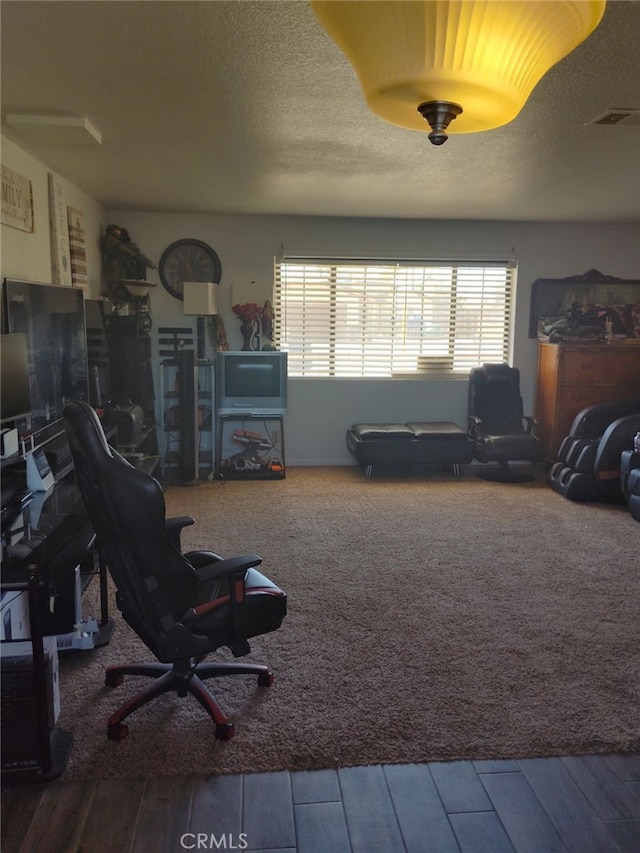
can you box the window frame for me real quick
[274,256,516,378]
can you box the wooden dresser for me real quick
[535,342,640,457]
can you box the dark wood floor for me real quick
[2,752,640,852]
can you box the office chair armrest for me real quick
[165,516,195,549]
[187,554,263,656]
[166,515,195,531]
[192,553,262,583]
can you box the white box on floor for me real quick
[0,590,31,640]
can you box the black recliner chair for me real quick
[548,397,640,503]
[63,401,287,741]
[468,363,542,482]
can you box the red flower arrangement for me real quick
[232,302,263,323]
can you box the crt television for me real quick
[216,351,287,415]
[3,279,89,437]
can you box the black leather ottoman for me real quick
[346,421,473,478]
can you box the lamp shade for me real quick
[183,282,219,315]
[311,1,606,138]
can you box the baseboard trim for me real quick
[287,458,355,467]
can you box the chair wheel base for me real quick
[102,664,276,742]
[108,722,129,741]
[258,670,274,687]
[215,722,235,741]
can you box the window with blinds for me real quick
[274,259,514,377]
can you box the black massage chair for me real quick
[548,397,640,503]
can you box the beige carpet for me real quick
[58,466,640,781]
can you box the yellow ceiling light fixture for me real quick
[310,0,606,145]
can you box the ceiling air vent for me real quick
[586,109,640,127]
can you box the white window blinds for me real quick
[274,259,514,378]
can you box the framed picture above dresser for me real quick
[529,269,640,341]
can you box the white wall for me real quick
[2,135,638,467]
[1,136,107,298]
[109,210,640,464]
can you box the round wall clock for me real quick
[158,239,222,300]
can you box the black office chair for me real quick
[63,401,287,741]
[468,363,542,482]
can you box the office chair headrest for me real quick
[483,363,518,384]
[63,400,114,461]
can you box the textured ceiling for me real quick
[1,0,639,223]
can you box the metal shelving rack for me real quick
[159,356,215,482]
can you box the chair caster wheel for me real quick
[258,671,274,687]
[105,672,124,687]
[108,722,129,741]
[215,722,235,741]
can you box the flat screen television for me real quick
[0,333,32,424]
[216,351,287,415]
[3,279,89,438]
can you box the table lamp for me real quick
[183,282,219,360]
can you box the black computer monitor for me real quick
[3,279,89,438]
